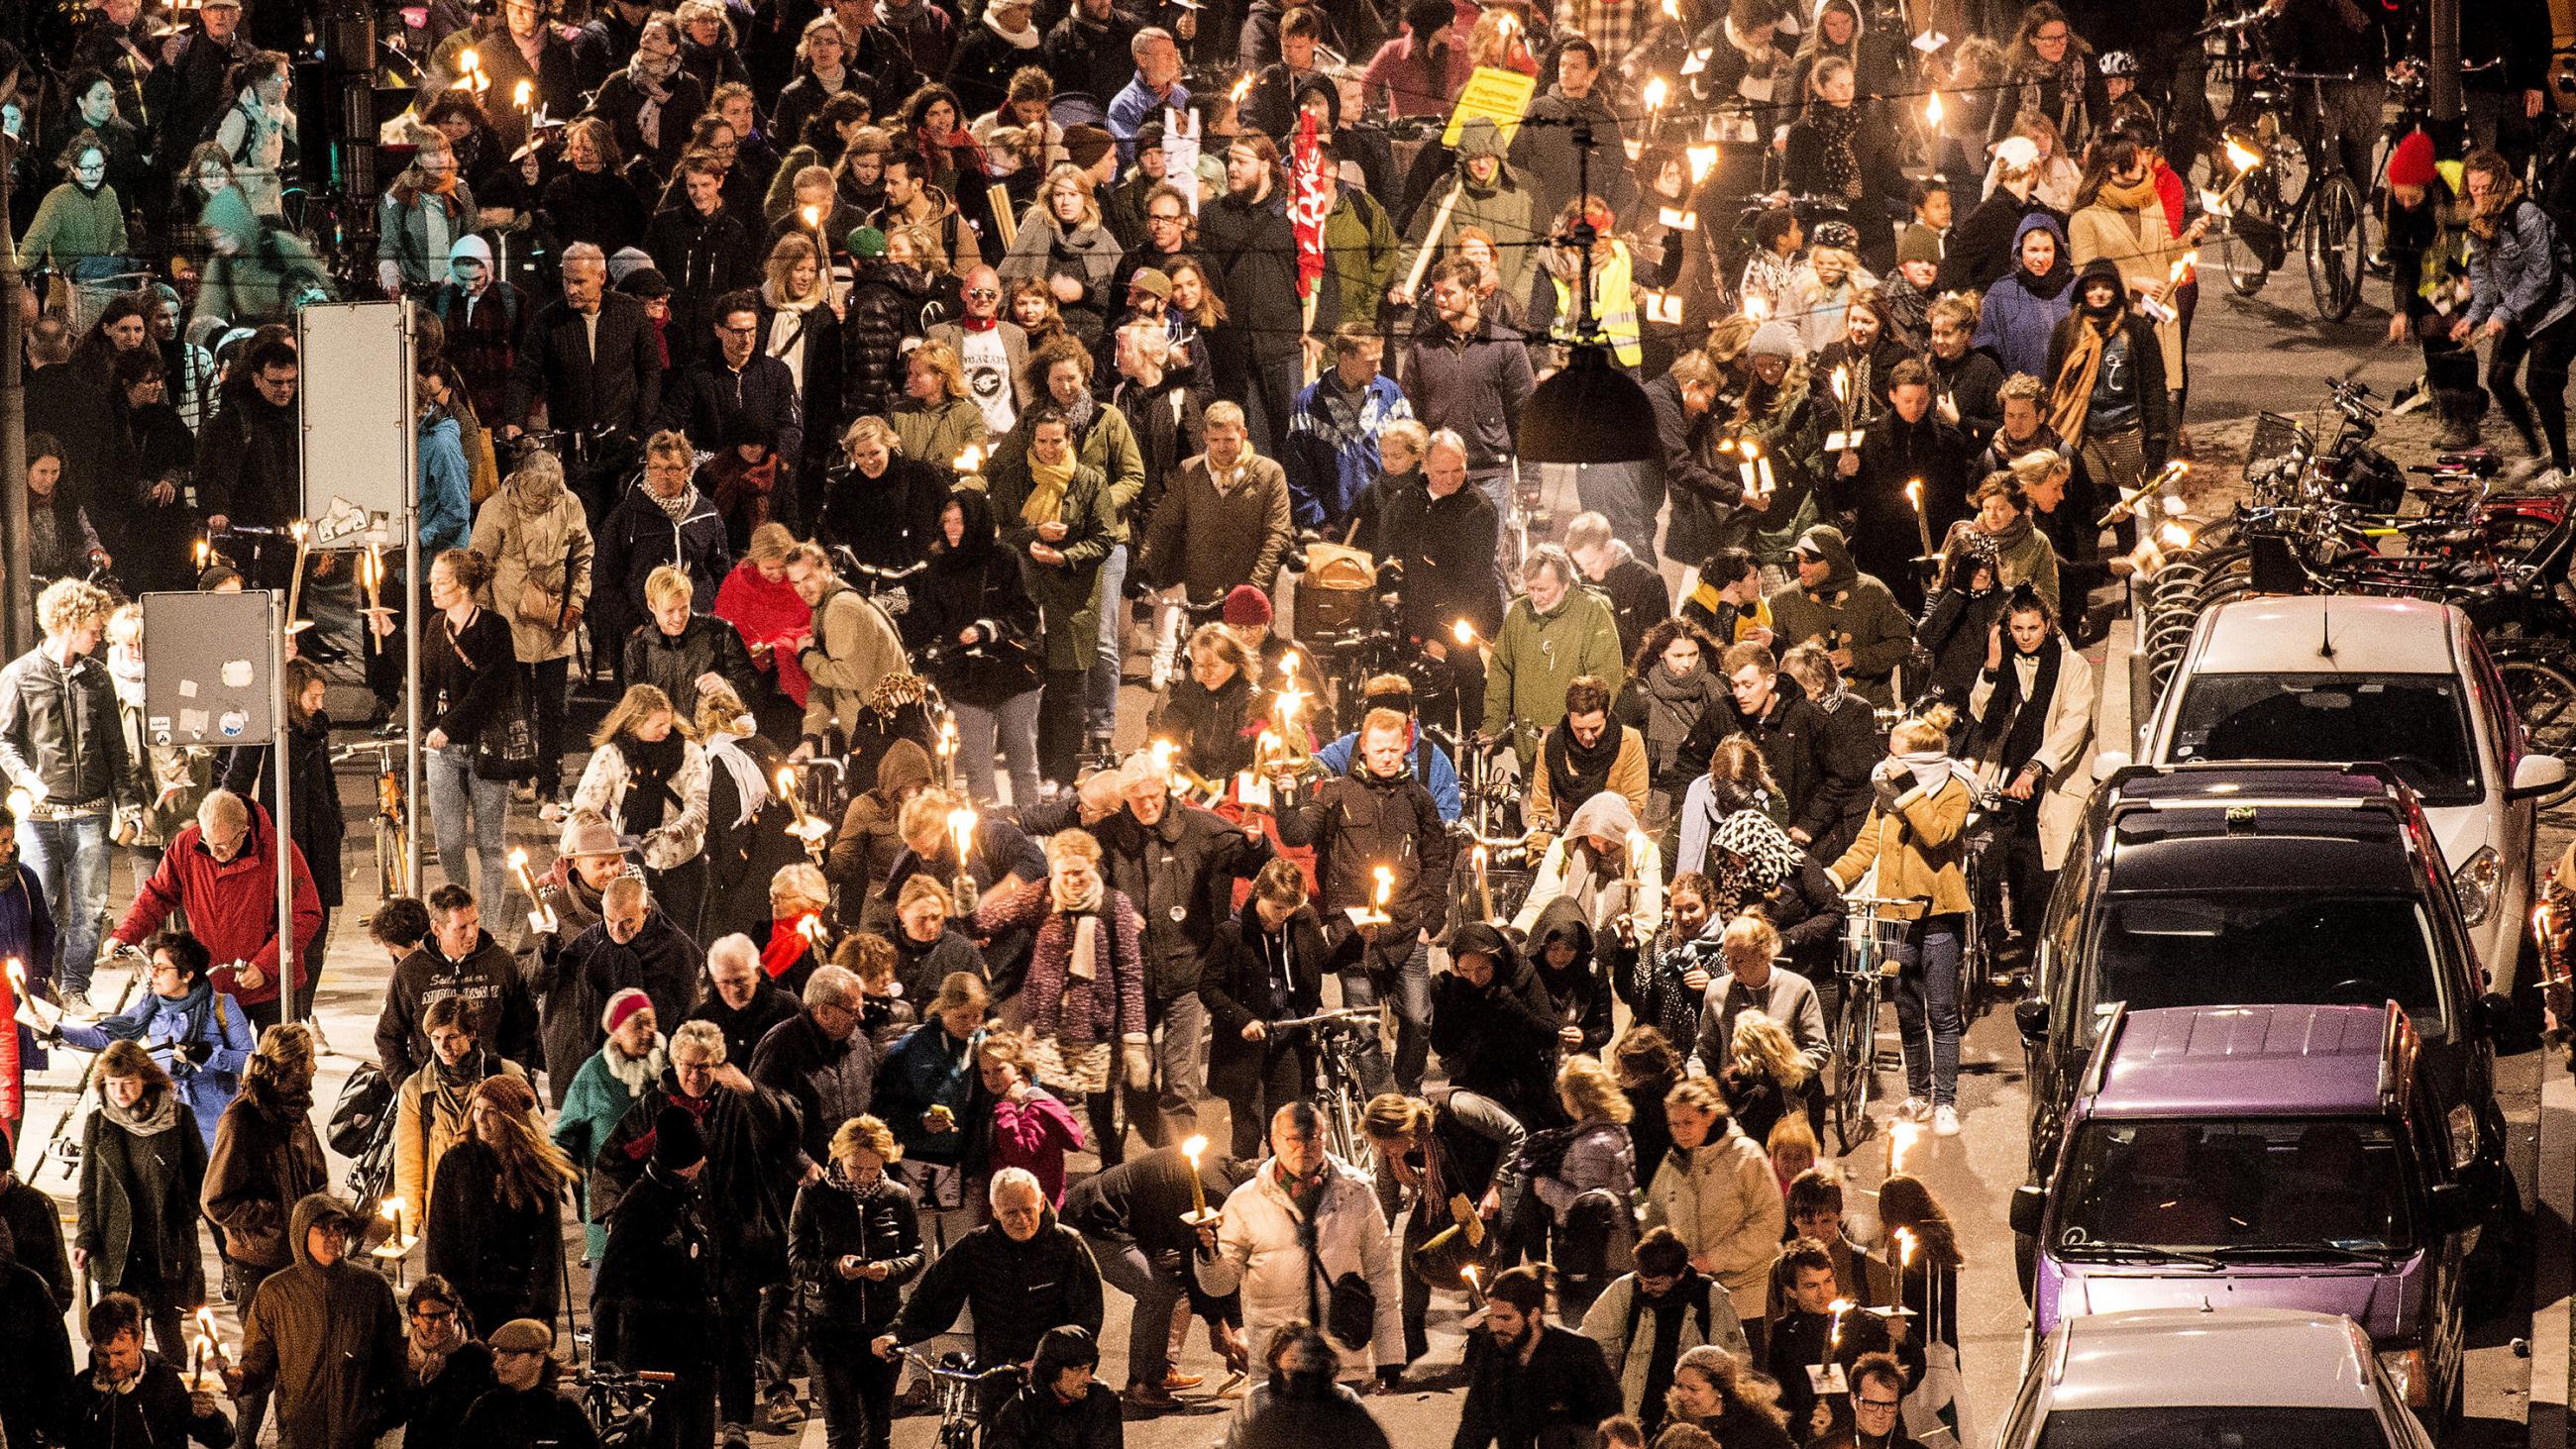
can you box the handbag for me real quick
[1306,1235,1377,1354]
[474,662,545,781]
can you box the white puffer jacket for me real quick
[1642,1125,1785,1322]
[1195,1155,1406,1375]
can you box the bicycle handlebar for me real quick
[898,1351,1023,1384]
[1268,1007,1383,1030]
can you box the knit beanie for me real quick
[1222,583,1274,627]
[1748,320,1802,359]
[1063,124,1116,171]
[2387,131,2437,189]
[1896,224,1943,267]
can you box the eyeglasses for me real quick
[1149,212,1185,224]
[1859,1397,1902,1411]
[2033,27,2068,41]
[965,287,1000,299]
[717,323,758,335]
[411,1306,457,1323]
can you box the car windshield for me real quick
[2170,673,2482,807]
[2054,1117,2417,1255]
[2037,1406,2392,1449]
[2088,893,2447,1040]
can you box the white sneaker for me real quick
[1895,1096,1931,1123]
[1933,1105,1963,1137]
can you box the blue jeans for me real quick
[1087,542,1127,737]
[426,746,508,909]
[955,689,1042,805]
[22,812,108,995]
[1891,914,1965,1108]
[1339,934,1433,1094]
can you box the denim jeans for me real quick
[1086,543,1128,738]
[21,811,108,995]
[1891,914,1965,1108]
[809,1328,899,1449]
[1338,934,1433,1094]
[955,690,1042,806]
[1083,1231,1182,1387]
[426,746,508,909]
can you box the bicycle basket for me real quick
[2244,411,2311,484]
[1842,903,1911,966]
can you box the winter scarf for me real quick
[650,481,701,523]
[764,913,818,979]
[628,49,682,152]
[2092,173,2160,214]
[1052,868,1104,983]
[1896,748,1960,794]
[704,730,769,829]
[1640,664,1728,771]
[2045,306,2118,444]
[1544,718,1626,806]
[603,1034,667,1096]
[1970,634,2064,775]
[621,731,687,835]
[101,1085,182,1137]
[1020,453,1076,525]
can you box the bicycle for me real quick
[331,738,412,897]
[1832,894,1913,1153]
[899,1350,1022,1449]
[2197,11,2369,319]
[1271,1006,1386,1170]
[574,1365,675,1449]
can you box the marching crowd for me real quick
[0,0,2562,1444]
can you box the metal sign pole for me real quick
[401,307,423,893]
[271,588,296,1024]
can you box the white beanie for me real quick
[449,234,493,268]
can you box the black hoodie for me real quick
[1531,898,1613,1058]
[913,485,1042,707]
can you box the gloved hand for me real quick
[1123,1036,1152,1091]
[179,1038,216,1067]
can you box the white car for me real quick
[2118,596,2564,1008]
[1998,1307,2439,1449]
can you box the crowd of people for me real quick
[0,0,2559,1443]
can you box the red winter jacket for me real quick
[111,803,321,1006]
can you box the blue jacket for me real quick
[1314,727,1461,822]
[0,865,54,1079]
[2467,194,2576,335]
[58,978,256,1151]
[1971,214,2074,382]
[417,411,473,556]
[1284,371,1416,529]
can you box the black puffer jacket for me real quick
[817,455,950,576]
[789,1167,924,1334]
[1429,922,1563,1123]
[1016,796,1274,1005]
[840,259,939,422]
[887,1210,1104,1366]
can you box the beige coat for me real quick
[1642,1127,1785,1323]
[1829,772,1974,917]
[2068,201,2186,381]
[390,1057,537,1226]
[470,481,594,663]
[1967,638,2097,869]
[798,583,909,742]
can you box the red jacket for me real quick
[112,804,321,1005]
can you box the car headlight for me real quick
[2377,1346,2430,1408]
[2453,846,2501,928]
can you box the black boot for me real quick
[2434,392,2484,452]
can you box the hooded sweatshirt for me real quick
[1973,213,2075,380]
[235,1195,403,1449]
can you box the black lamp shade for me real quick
[1520,346,1658,465]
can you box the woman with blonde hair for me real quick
[573,683,710,932]
[969,828,1149,1164]
[425,1072,576,1333]
[757,233,843,478]
[1162,257,1225,380]
[471,451,593,802]
[792,1112,923,1449]
[757,863,835,998]
[1530,1055,1638,1314]
[820,414,951,572]
[892,341,987,469]
[1145,623,1264,781]
[713,521,815,728]
[1828,706,1972,1136]
[1721,1009,1814,1148]
[1663,1340,1796,1449]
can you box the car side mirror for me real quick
[2015,995,2051,1044]
[2510,754,2567,800]
[2010,1184,2048,1238]
[2092,749,2131,783]
[2426,1181,2477,1237]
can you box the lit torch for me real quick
[509,848,556,935]
[1904,477,1933,556]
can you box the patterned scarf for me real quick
[1713,808,1803,907]
[1051,867,1103,983]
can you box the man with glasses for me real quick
[1812,1351,1928,1449]
[108,790,320,1033]
[746,963,875,1428]
[194,335,302,577]
[1111,184,1209,326]
[596,1019,801,1449]
[458,1318,596,1449]
[684,931,800,1070]
[390,1280,494,1448]
[1577,1226,1747,1433]
[658,288,805,523]
[224,1194,403,1449]
[928,264,1031,441]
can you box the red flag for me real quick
[1290,111,1330,302]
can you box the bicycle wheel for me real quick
[2222,171,2282,297]
[2497,653,2576,808]
[2305,171,2365,321]
[1834,980,1875,1153]
[376,817,406,898]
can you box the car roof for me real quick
[2189,596,2462,676]
[2041,1307,2381,1411]
[2086,1004,2402,1118]
[2096,766,2429,894]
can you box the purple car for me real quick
[2011,1002,2481,1430]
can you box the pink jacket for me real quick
[989,1087,1084,1204]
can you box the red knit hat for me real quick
[2387,131,2437,189]
[600,987,654,1036]
[1223,584,1274,627]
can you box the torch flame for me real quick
[1924,91,1943,127]
[1453,619,1477,646]
[1888,1117,1919,1174]
[1686,145,1718,183]
[1895,1226,1919,1270]
[947,806,977,861]
[513,78,533,107]
[1831,363,1849,403]
[459,48,480,72]
[803,204,823,229]
[1643,75,1669,110]
[1229,73,1253,104]
[2224,134,2263,173]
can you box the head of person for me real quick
[1424,430,1469,496]
[37,575,111,657]
[1997,371,2047,444]
[300,1196,356,1267]
[1556,1053,1633,1127]
[989,1165,1046,1239]
[706,932,762,1007]
[930,970,988,1039]
[668,1018,727,1098]
[1247,857,1308,935]
[1721,911,1780,987]
[1664,1075,1730,1152]
[2005,584,2055,656]
[1429,258,1483,332]
[1046,827,1104,907]
[1778,1236,1839,1313]
[601,987,659,1059]
[1886,358,1934,424]
[1524,544,1574,613]
[423,993,480,1069]
[1026,406,1073,468]
[245,1021,318,1100]
[786,542,837,605]
[602,874,654,945]
[1377,418,1428,476]
[803,965,863,1042]
[1357,706,1411,779]
[828,1111,901,1194]
[1561,674,1611,750]
[560,242,608,308]
[1851,1353,1908,1437]
[960,264,1002,320]
[487,1318,557,1390]
[86,1294,154,1385]
[1720,640,1779,717]
[1785,1165,1849,1244]
[1633,1225,1692,1301]
[426,883,482,960]
[97,1037,171,1117]
[1484,1264,1550,1350]
[195,789,253,864]
[1227,134,1278,200]
[1270,1099,1329,1182]
[1185,620,1251,696]
[1666,872,1713,938]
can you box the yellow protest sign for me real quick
[1441,65,1540,148]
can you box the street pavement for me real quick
[16,259,2576,1449]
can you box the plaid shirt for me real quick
[1556,0,1642,73]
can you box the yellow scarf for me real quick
[1021,454,1076,527]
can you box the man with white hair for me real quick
[685,930,801,1069]
[875,1166,1104,1414]
[107,788,321,1031]
[747,962,876,1426]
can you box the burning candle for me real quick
[1756,455,1775,500]
[1643,75,1669,111]
[1904,478,1932,555]
[1452,619,1478,648]
[1686,145,1718,183]
[953,444,984,476]
[1828,1296,1854,1350]
[1894,1226,1917,1273]
[947,806,977,865]
[513,78,533,115]
[508,848,556,934]
[379,1195,409,1246]
[1182,1134,1211,1218]
[193,537,211,572]
[1887,1117,1919,1176]
[1150,739,1175,776]
[1229,72,1253,105]
[1923,91,1942,128]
